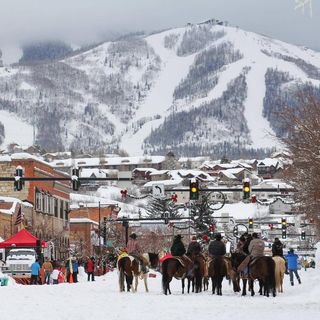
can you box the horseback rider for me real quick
[208,233,226,258]
[236,234,246,253]
[272,237,289,274]
[237,233,264,273]
[248,233,265,258]
[170,234,186,256]
[201,234,210,253]
[242,233,252,255]
[171,234,193,276]
[127,233,148,273]
[187,235,202,257]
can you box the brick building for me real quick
[0,153,71,259]
[69,203,121,256]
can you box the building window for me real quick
[54,198,58,217]
[36,191,42,211]
[65,202,69,220]
[60,200,64,219]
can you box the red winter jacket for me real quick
[87,260,94,273]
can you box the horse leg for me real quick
[182,278,185,294]
[126,275,131,292]
[211,277,215,294]
[133,275,138,292]
[187,278,191,294]
[241,279,247,296]
[218,277,223,296]
[143,274,149,292]
[258,280,263,295]
[250,279,255,296]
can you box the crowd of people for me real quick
[29,256,99,285]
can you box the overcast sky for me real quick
[0,0,319,61]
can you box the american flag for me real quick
[14,206,24,226]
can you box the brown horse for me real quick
[231,252,276,297]
[208,256,227,295]
[187,254,206,293]
[118,253,159,292]
[162,255,193,295]
[273,256,286,293]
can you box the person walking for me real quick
[30,259,41,285]
[285,248,301,286]
[87,257,95,281]
[208,233,226,258]
[42,258,53,285]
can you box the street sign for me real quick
[152,183,165,198]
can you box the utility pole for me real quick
[99,201,101,256]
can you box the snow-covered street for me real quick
[1,268,319,320]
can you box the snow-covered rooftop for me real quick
[51,156,166,168]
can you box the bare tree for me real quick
[278,93,320,235]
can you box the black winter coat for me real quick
[208,240,226,257]
[187,241,201,256]
[171,239,186,256]
[272,241,284,257]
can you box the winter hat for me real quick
[215,233,223,240]
[191,235,197,241]
[175,234,183,240]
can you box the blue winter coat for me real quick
[285,252,299,270]
[31,262,40,275]
[72,260,78,273]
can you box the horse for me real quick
[117,252,159,292]
[273,256,286,293]
[162,255,193,295]
[231,252,276,297]
[208,256,227,295]
[187,254,206,293]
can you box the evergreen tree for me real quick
[146,196,183,220]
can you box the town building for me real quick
[0,153,71,259]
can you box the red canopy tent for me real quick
[0,229,47,248]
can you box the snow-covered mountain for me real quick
[1,22,320,157]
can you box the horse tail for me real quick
[267,257,276,292]
[118,257,126,291]
[273,258,280,291]
[162,259,170,293]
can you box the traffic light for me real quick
[248,218,253,229]
[243,180,251,200]
[281,229,287,239]
[281,218,287,239]
[14,166,23,191]
[301,231,306,240]
[164,212,169,224]
[189,180,199,200]
[71,168,80,191]
[281,218,287,230]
